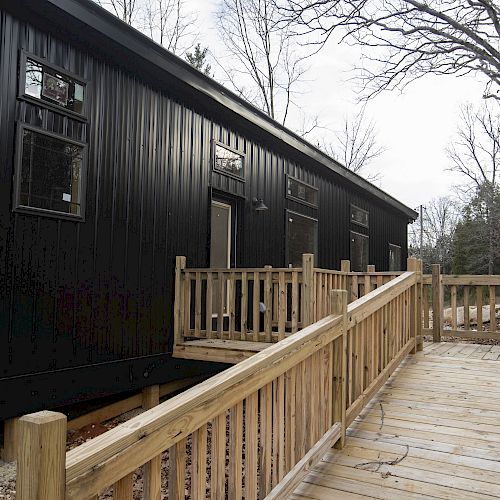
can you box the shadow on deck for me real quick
[293,343,500,499]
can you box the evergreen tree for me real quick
[185,44,212,76]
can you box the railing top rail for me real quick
[313,268,346,275]
[65,314,343,488]
[347,271,416,329]
[182,267,303,273]
[347,271,404,276]
[422,274,500,286]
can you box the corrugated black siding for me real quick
[0,8,408,416]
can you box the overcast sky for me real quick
[188,0,487,211]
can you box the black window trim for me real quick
[212,139,246,182]
[285,209,318,267]
[18,50,89,122]
[13,122,88,222]
[350,203,369,228]
[286,174,319,208]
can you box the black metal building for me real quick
[0,0,417,419]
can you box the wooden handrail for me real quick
[65,314,343,497]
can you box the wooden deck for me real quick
[292,343,500,499]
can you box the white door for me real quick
[211,200,232,314]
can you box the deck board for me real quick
[294,343,500,499]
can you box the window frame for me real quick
[350,203,369,228]
[285,209,318,267]
[286,174,319,208]
[13,123,88,222]
[388,243,402,271]
[212,139,246,182]
[18,51,89,122]
[349,230,369,272]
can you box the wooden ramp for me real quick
[292,344,500,499]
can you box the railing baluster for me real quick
[217,271,224,339]
[211,413,226,500]
[229,403,243,499]
[195,271,202,337]
[291,270,299,334]
[245,393,258,500]
[285,366,297,471]
[113,474,133,499]
[241,271,248,340]
[477,285,483,333]
[229,271,236,340]
[168,439,186,500]
[184,271,191,336]
[264,266,273,342]
[451,285,457,331]
[206,271,213,339]
[192,425,207,500]
[259,383,273,496]
[278,271,286,340]
[464,285,470,330]
[490,285,496,334]
[253,271,260,341]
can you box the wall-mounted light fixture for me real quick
[252,197,268,212]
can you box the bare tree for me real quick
[278,0,500,101]
[142,0,197,54]
[320,107,384,181]
[408,197,460,272]
[95,0,139,24]
[447,103,500,189]
[447,103,500,273]
[216,0,313,126]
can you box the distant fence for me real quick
[422,264,500,341]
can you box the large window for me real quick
[286,176,318,207]
[14,126,86,218]
[350,231,369,271]
[287,211,317,267]
[213,142,245,179]
[389,244,402,271]
[21,54,86,117]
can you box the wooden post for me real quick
[142,385,161,500]
[174,256,186,345]
[17,411,66,500]
[416,259,424,351]
[432,264,442,343]
[366,265,375,294]
[331,289,347,449]
[407,258,418,354]
[2,418,19,462]
[302,254,315,326]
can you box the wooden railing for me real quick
[17,267,419,500]
[422,264,500,341]
[174,254,403,347]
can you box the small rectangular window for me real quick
[287,211,318,267]
[213,142,244,179]
[22,55,86,116]
[351,204,369,228]
[287,176,318,207]
[350,231,369,272]
[15,126,86,218]
[389,244,402,271]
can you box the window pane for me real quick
[287,177,318,206]
[19,129,84,216]
[350,231,369,271]
[24,57,85,115]
[214,144,244,177]
[287,213,317,267]
[389,244,402,271]
[351,205,369,227]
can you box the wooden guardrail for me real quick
[17,268,418,499]
[174,254,403,347]
[422,265,500,341]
